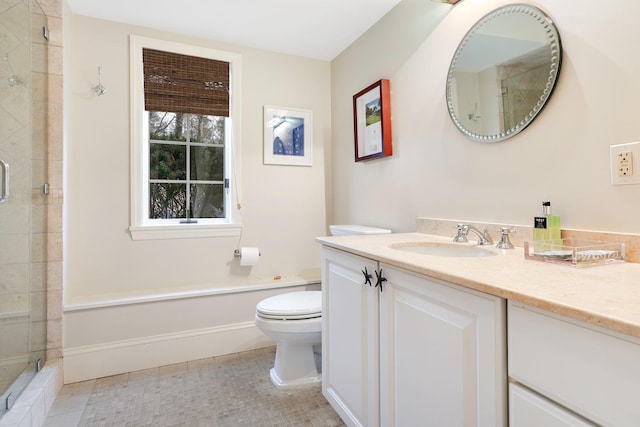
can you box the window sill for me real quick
[129,223,242,240]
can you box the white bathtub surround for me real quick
[63,279,320,383]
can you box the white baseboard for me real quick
[63,322,273,384]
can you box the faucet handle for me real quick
[453,224,469,242]
[497,226,516,233]
[496,227,515,249]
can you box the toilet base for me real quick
[269,341,321,389]
[269,367,321,389]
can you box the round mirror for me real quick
[446,4,562,143]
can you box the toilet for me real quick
[255,225,391,389]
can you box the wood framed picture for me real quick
[353,79,392,162]
[263,105,313,166]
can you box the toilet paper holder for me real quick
[234,249,261,257]
[234,247,261,266]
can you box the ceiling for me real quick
[65,0,405,61]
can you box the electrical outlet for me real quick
[610,142,640,185]
[617,151,633,177]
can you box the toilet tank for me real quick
[329,225,392,236]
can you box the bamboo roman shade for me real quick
[143,48,230,117]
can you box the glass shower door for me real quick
[0,0,48,418]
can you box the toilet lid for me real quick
[256,291,322,320]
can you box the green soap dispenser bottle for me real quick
[534,201,561,242]
[547,202,561,242]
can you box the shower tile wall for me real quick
[0,0,36,392]
[0,0,63,394]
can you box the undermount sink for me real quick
[389,242,497,258]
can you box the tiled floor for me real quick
[44,347,345,427]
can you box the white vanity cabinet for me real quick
[508,302,640,427]
[321,246,507,427]
[322,246,380,427]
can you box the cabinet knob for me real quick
[362,267,373,286]
[375,269,387,293]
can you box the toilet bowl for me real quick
[255,225,391,389]
[255,291,322,389]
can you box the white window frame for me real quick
[129,35,242,240]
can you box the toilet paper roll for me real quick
[239,247,260,266]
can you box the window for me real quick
[129,36,242,240]
[148,112,225,220]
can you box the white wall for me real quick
[63,14,330,380]
[65,15,330,303]
[330,0,640,234]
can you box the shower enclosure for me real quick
[0,0,49,418]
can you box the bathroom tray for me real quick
[524,238,625,268]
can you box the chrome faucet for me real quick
[453,224,469,242]
[496,227,515,249]
[453,224,493,245]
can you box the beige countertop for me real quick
[317,232,640,340]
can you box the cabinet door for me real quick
[510,383,596,427]
[379,265,506,427]
[321,247,379,427]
